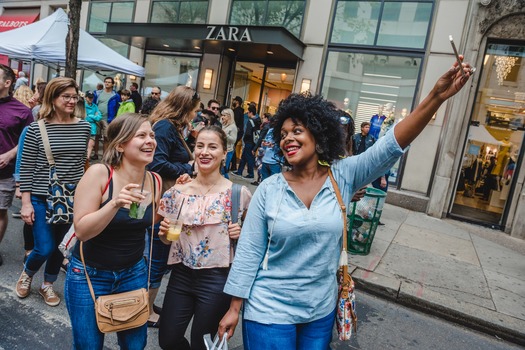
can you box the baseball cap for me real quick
[85,91,94,98]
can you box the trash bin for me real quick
[347,187,387,255]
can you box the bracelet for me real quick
[15,185,20,188]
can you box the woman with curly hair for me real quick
[218,60,474,349]
[13,85,34,108]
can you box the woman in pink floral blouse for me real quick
[157,125,251,350]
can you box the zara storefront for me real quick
[1,0,524,238]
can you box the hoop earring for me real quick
[315,144,323,154]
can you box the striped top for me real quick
[20,120,90,196]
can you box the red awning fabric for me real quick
[0,11,40,33]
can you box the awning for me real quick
[106,23,305,64]
[0,9,40,32]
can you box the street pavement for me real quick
[1,174,524,348]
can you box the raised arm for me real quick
[394,57,473,149]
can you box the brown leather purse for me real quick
[80,172,156,333]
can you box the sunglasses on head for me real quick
[192,91,200,100]
[340,116,351,125]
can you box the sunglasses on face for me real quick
[151,92,160,95]
[211,106,219,110]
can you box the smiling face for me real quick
[279,118,318,167]
[194,130,226,174]
[53,87,78,117]
[120,121,157,165]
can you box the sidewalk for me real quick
[350,203,525,346]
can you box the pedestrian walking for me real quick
[157,125,251,350]
[218,59,474,349]
[17,77,90,306]
[65,113,161,349]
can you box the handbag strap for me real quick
[37,119,55,166]
[327,169,352,297]
[80,171,156,304]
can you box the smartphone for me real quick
[449,35,466,78]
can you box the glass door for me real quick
[231,61,295,115]
[450,42,525,227]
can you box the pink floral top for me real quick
[158,185,252,269]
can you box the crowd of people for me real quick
[0,58,473,350]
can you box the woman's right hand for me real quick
[158,217,171,245]
[21,202,34,225]
[176,174,192,185]
[218,307,240,341]
[111,183,144,208]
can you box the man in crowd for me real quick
[141,86,161,115]
[0,65,33,266]
[230,96,244,172]
[207,99,220,118]
[352,121,375,156]
[14,71,28,91]
[129,82,142,113]
[233,105,260,179]
[93,76,119,158]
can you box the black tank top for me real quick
[72,172,156,270]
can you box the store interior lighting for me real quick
[203,68,213,89]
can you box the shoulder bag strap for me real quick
[37,119,55,166]
[327,169,352,297]
[80,170,156,304]
[231,183,241,224]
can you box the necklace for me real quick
[195,178,220,196]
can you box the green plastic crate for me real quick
[348,187,387,255]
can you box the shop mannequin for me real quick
[369,105,386,139]
[399,108,409,122]
[380,103,396,137]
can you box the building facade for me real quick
[1,0,524,239]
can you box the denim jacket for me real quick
[352,133,376,155]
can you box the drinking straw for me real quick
[176,198,185,220]
[140,170,147,193]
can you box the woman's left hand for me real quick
[433,56,473,101]
[228,222,241,240]
[176,173,192,185]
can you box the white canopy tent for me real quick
[0,8,144,76]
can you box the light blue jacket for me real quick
[224,127,405,324]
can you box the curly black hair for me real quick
[271,93,346,164]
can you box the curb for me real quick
[352,268,525,347]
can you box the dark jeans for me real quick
[24,195,70,283]
[236,143,255,177]
[260,162,281,182]
[65,257,148,349]
[144,223,171,289]
[159,263,231,350]
[372,171,390,192]
[222,151,234,179]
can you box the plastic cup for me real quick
[129,189,151,219]
[166,216,183,241]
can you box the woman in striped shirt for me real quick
[16,77,90,307]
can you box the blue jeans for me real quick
[260,162,281,182]
[159,263,231,350]
[65,256,148,350]
[24,195,70,282]
[242,308,335,350]
[236,143,255,177]
[222,151,234,179]
[144,223,171,289]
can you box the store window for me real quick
[229,0,306,37]
[88,1,135,33]
[451,42,525,227]
[321,51,422,184]
[150,1,208,24]
[143,54,200,97]
[331,0,433,49]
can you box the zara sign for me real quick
[205,26,252,42]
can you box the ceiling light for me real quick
[194,46,201,50]
[228,48,235,52]
[163,44,169,48]
[266,50,274,55]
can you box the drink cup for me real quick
[129,189,151,219]
[166,215,183,241]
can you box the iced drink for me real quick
[129,190,151,219]
[166,218,183,241]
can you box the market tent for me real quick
[0,8,144,76]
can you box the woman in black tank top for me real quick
[64,113,162,350]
